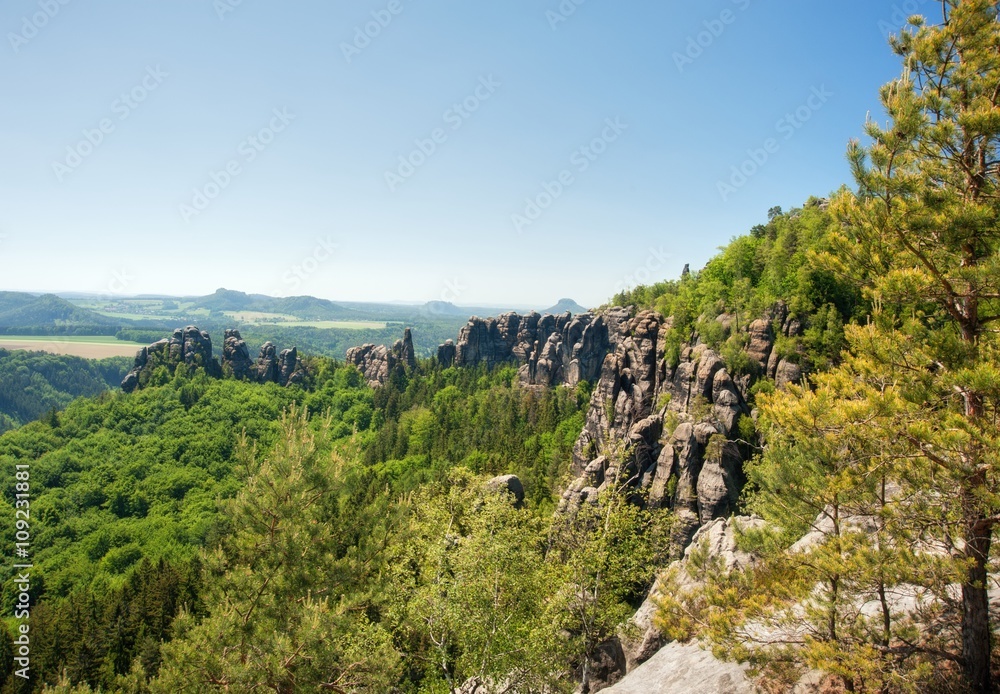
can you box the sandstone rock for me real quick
[449,310,613,389]
[222,329,254,380]
[621,517,765,674]
[400,327,417,370]
[601,641,755,694]
[437,339,456,367]
[121,326,222,390]
[486,474,525,508]
[346,328,415,388]
[346,343,393,388]
[121,327,301,391]
[278,347,303,386]
[774,359,802,389]
[255,342,280,383]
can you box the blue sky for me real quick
[0,0,931,308]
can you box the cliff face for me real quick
[441,304,803,557]
[442,309,631,387]
[345,327,417,388]
[121,326,305,392]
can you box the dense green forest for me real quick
[0,352,129,435]
[0,357,628,692]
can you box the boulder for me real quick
[486,474,525,508]
[601,642,754,694]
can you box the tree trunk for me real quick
[962,514,992,693]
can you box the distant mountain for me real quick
[197,288,360,320]
[0,292,119,333]
[420,301,467,316]
[541,298,589,315]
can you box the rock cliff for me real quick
[345,327,417,388]
[443,308,631,388]
[563,302,803,556]
[121,326,305,392]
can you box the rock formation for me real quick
[442,308,631,388]
[121,327,304,392]
[122,326,222,393]
[561,301,807,557]
[222,329,254,380]
[345,327,417,388]
[486,474,525,508]
[437,339,456,367]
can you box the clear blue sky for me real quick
[0,0,929,308]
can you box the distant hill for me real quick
[541,298,588,315]
[0,292,120,334]
[198,288,361,320]
[420,301,467,316]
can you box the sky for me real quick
[0,0,933,308]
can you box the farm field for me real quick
[0,335,143,358]
[263,320,388,329]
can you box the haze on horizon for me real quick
[2,1,914,307]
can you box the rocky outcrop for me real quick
[620,516,765,673]
[560,309,752,559]
[486,474,525,508]
[122,326,223,392]
[561,299,810,561]
[444,310,623,388]
[222,329,254,380]
[345,327,417,388]
[601,642,755,694]
[437,339,456,367]
[122,326,304,392]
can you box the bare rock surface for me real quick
[445,310,612,387]
[600,642,755,694]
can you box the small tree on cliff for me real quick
[826,1,1000,689]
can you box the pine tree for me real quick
[151,407,401,693]
[828,2,1000,688]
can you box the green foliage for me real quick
[387,470,566,692]
[362,363,586,510]
[153,409,401,693]
[0,350,128,434]
[611,200,862,385]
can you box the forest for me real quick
[1,1,1000,692]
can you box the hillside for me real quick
[0,350,128,434]
[0,293,120,335]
